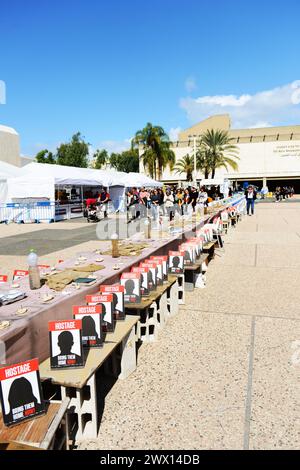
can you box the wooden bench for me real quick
[0,399,70,450]
[0,442,43,450]
[39,316,139,443]
[202,240,218,261]
[184,254,209,291]
[125,276,178,342]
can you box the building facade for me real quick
[140,114,300,191]
[0,124,21,167]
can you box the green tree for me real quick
[200,129,239,178]
[174,154,194,182]
[56,132,89,168]
[35,149,56,164]
[109,149,139,173]
[109,152,120,170]
[132,122,175,180]
[92,149,108,169]
[196,145,213,179]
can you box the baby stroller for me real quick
[84,199,104,223]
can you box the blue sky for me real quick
[1,0,300,157]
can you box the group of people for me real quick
[274,186,294,202]
[84,187,111,220]
[126,185,224,222]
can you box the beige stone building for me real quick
[140,114,300,191]
[0,124,21,167]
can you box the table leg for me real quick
[61,373,98,442]
[167,279,179,317]
[157,291,168,329]
[119,325,137,379]
[177,274,185,305]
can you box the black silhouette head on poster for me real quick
[139,272,144,284]
[100,303,107,316]
[86,294,114,333]
[73,306,103,348]
[169,252,184,273]
[0,359,45,427]
[49,324,84,368]
[5,377,37,423]
[56,331,79,356]
[121,274,141,304]
[172,256,180,268]
[112,292,122,317]
[125,279,136,297]
[99,285,125,320]
[131,268,150,296]
[82,316,99,342]
[99,300,114,332]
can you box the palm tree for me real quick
[196,145,213,179]
[132,123,175,180]
[174,154,194,182]
[200,129,239,178]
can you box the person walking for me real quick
[190,187,199,212]
[139,187,149,217]
[164,189,175,221]
[182,188,190,215]
[275,186,281,202]
[245,185,257,216]
[98,187,110,218]
[150,189,160,222]
[175,188,184,215]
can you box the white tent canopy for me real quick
[125,172,163,188]
[6,175,56,201]
[3,162,162,203]
[18,162,162,188]
[0,161,22,203]
[19,162,112,186]
[0,161,21,180]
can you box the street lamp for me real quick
[188,134,198,185]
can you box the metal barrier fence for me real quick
[55,203,84,221]
[0,202,55,224]
[0,201,86,223]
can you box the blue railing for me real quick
[0,202,55,224]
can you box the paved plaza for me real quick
[1,201,300,449]
[76,201,299,450]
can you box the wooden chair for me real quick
[0,399,70,450]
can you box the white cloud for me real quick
[196,94,251,107]
[185,76,197,93]
[169,127,182,141]
[93,138,132,154]
[180,80,300,128]
[0,80,6,104]
[249,121,272,128]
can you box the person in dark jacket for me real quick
[245,185,257,216]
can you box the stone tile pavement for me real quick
[78,201,300,450]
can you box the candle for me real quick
[111,232,119,258]
[144,218,151,239]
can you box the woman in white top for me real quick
[198,188,208,205]
[164,189,175,221]
[196,187,208,216]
